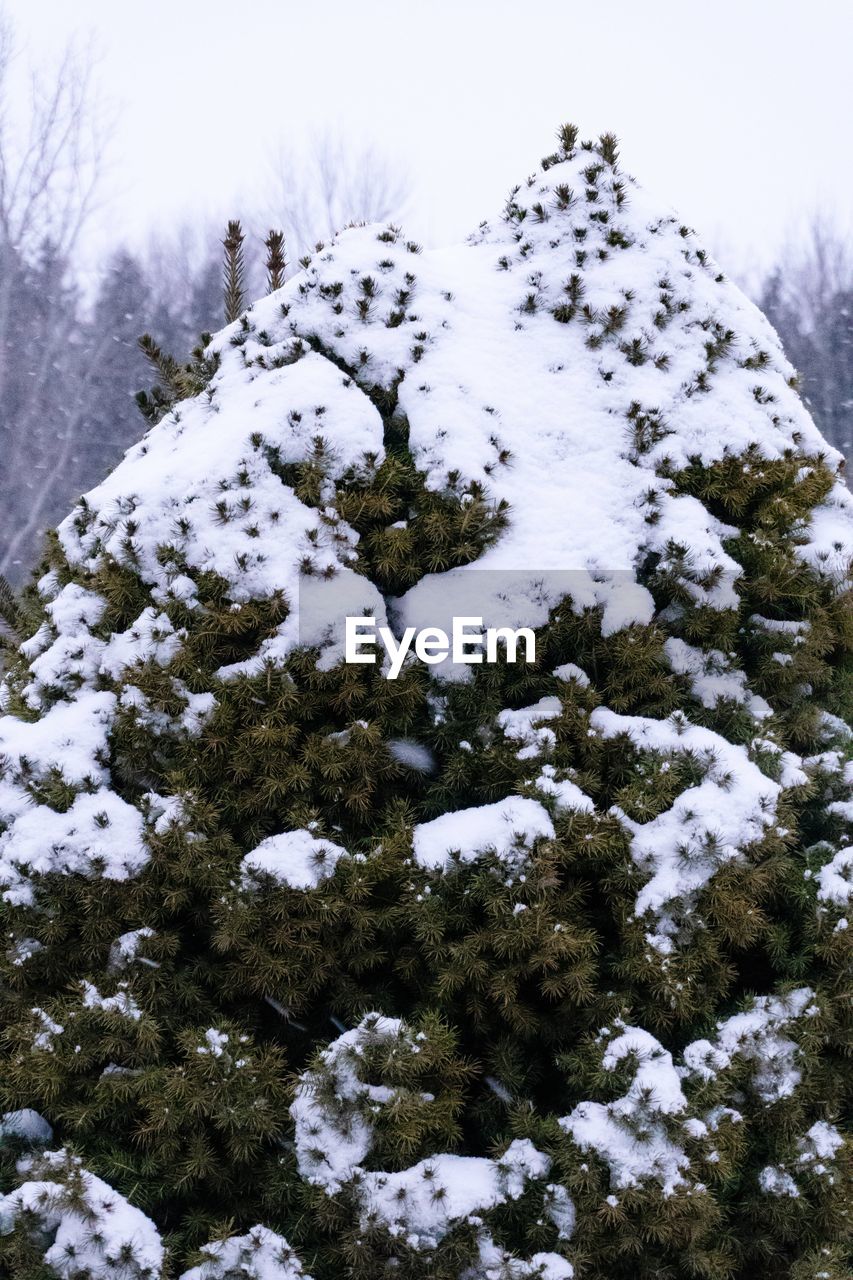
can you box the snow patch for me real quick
[241,829,349,891]
[412,796,554,871]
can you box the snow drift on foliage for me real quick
[0,126,851,1278]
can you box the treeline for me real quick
[757,222,853,471]
[0,233,223,582]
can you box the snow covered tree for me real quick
[0,127,851,1280]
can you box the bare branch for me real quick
[0,9,107,581]
[0,20,104,260]
[265,128,410,262]
[766,213,853,334]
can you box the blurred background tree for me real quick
[0,9,412,587]
[758,217,853,468]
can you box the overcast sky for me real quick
[5,0,852,279]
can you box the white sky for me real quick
[5,0,853,279]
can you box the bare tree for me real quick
[0,11,106,581]
[759,214,853,469]
[265,129,411,262]
[143,222,223,343]
[766,215,853,333]
[0,16,101,257]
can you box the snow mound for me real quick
[0,1150,164,1279]
[180,1226,309,1280]
[412,796,555,870]
[241,828,349,890]
[561,1023,691,1196]
[291,1014,572,1255]
[591,707,794,953]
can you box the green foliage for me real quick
[135,332,220,427]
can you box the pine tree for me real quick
[222,220,246,324]
[85,249,153,435]
[0,129,851,1280]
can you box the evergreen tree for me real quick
[808,289,853,466]
[0,129,851,1280]
[0,237,223,589]
[74,250,155,472]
